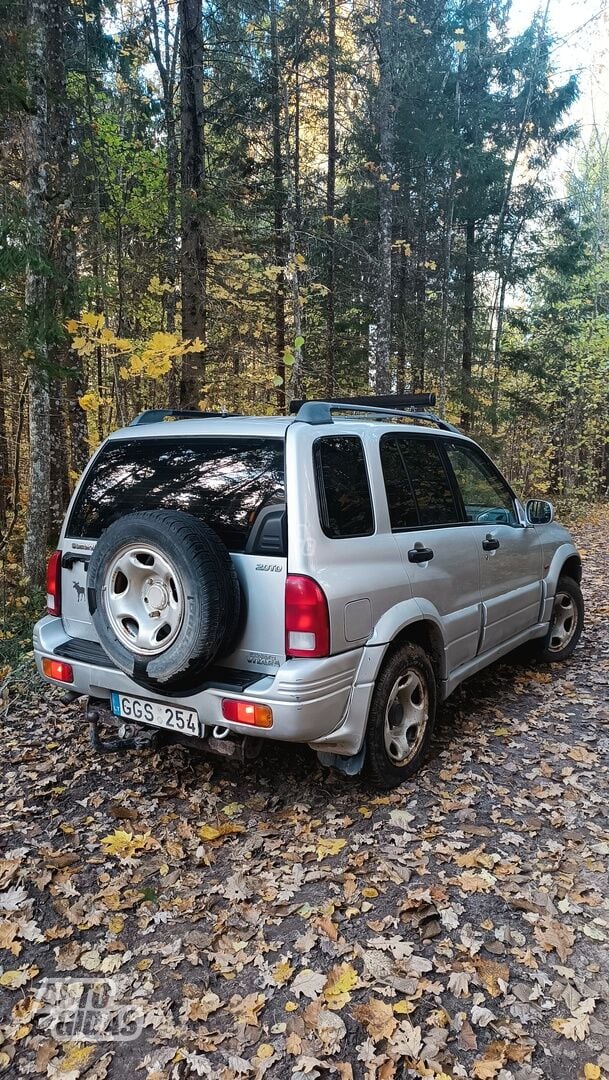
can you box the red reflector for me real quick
[42,658,74,683]
[285,574,330,657]
[46,550,62,616]
[221,699,273,728]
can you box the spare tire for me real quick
[87,510,241,690]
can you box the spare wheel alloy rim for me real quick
[105,543,185,655]
[383,669,428,766]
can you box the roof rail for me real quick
[293,399,461,433]
[129,409,235,426]
[290,392,435,413]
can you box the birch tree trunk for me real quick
[374,0,395,393]
[23,0,51,585]
[179,0,207,408]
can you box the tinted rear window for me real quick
[314,435,374,538]
[68,437,285,553]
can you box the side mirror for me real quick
[526,499,554,525]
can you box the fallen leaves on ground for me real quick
[1,516,608,1078]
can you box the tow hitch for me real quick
[85,698,261,762]
[86,700,163,753]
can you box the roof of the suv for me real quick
[108,416,471,441]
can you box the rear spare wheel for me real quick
[87,510,240,690]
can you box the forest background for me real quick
[1,0,609,646]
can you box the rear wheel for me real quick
[529,575,584,663]
[364,642,436,790]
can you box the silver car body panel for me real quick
[34,415,581,757]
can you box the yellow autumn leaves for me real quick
[68,312,206,407]
[100,829,156,859]
[100,822,353,864]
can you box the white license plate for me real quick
[110,692,200,737]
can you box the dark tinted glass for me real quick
[314,436,374,538]
[396,436,460,526]
[68,437,285,553]
[380,437,418,529]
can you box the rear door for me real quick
[63,434,288,674]
[441,439,543,653]
[380,433,482,674]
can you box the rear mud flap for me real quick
[317,745,366,776]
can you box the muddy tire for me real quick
[528,575,584,663]
[364,642,436,790]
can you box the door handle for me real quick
[408,546,434,563]
[482,535,500,551]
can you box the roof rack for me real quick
[292,399,460,434]
[129,409,236,426]
[290,392,436,412]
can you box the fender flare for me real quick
[541,543,582,622]
[363,597,449,683]
[311,602,448,758]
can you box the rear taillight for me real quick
[42,658,73,683]
[46,550,62,616]
[221,699,273,728]
[285,574,330,658]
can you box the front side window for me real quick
[444,441,518,526]
[67,436,285,553]
[390,436,461,527]
[314,435,374,538]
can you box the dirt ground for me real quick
[1,515,608,1080]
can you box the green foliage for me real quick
[2,0,607,566]
[0,571,44,675]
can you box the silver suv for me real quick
[34,396,584,789]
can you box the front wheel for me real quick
[530,575,584,663]
[364,642,436,790]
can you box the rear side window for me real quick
[67,437,285,554]
[314,435,374,538]
[380,435,460,527]
[380,438,418,529]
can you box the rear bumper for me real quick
[33,616,365,751]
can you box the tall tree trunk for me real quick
[179,0,207,408]
[48,378,69,535]
[325,0,337,395]
[270,0,286,411]
[438,67,461,420]
[80,0,105,441]
[146,0,180,405]
[64,217,89,477]
[165,104,180,406]
[374,0,395,393]
[490,273,507,434]
[396,241,407,393]
[0,351,8,531]
[23,0,51,585]
[461,218,475,431]
[413,207,426,389]
[285,40,304,396]
[47,0,86,516]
